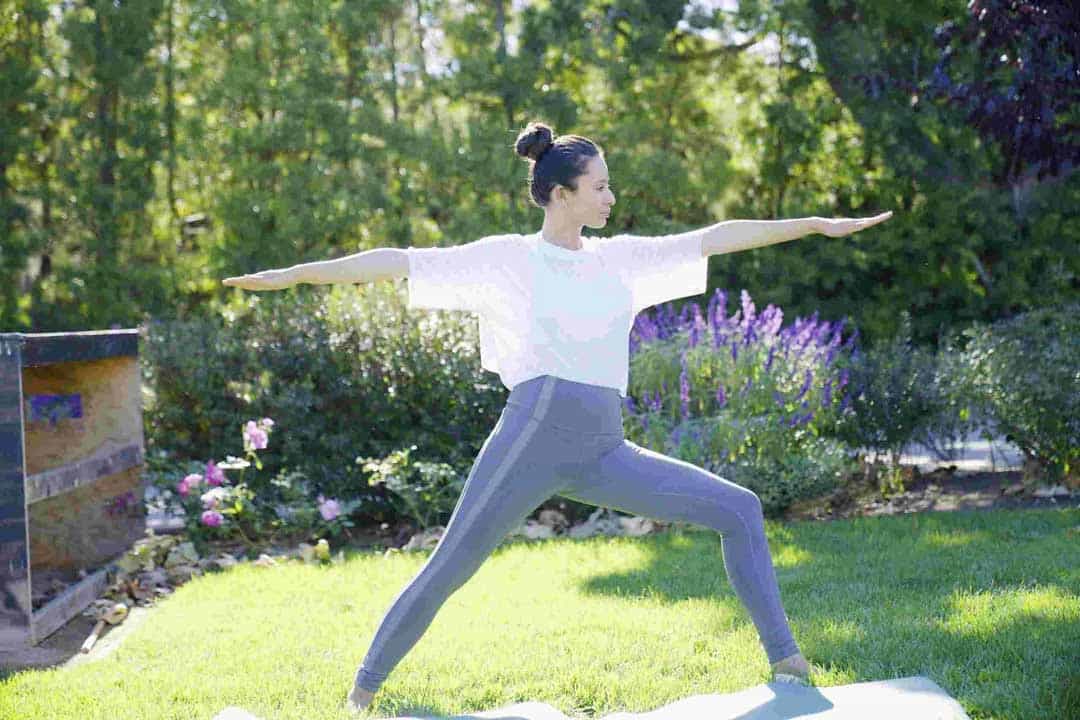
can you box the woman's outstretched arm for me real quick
[221,248,409,290]
[676,211,893,258]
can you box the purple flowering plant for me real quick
[622,289,860,511]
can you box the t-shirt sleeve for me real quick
[405,234,509,313]
[601,230,709,314]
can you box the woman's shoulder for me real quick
[476,232,531,249]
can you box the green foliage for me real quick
[909,336,983,464]
[358,446,465,532]
[3,0,1074,353]
[947,303,1080,486]
[141,280,508,529]
[143,431,362,554]
[717,434,854,518]
[647,410,852,519]
[831,311,943,473]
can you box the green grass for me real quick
[2,507,1078,720]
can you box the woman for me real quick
[223,121,891,713]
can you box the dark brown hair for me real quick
[513,121,603,208]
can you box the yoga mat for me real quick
[212,674,971,720]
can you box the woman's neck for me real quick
[539,218,584,250]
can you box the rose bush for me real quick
[146,416,361,553]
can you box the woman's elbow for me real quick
[336,248,408,284]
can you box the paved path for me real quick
[859,426,1026,474]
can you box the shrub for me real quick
[622,288,862,516]
[142,282,510,532]
[910,336,984,463]
[143,416,359,555]
[831,311,945,492]
[357,446,466,531]
[947,303,1080,488]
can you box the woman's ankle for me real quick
[772,651,802,666]
[771,652,809,676]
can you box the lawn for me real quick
[2,507,1077,720]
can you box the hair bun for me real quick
[514,122,555,162]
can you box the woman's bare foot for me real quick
[771,652,812,683]
[346,684,375,713]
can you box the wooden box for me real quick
[0,329,145,648]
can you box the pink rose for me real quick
[317,495,342,522]
[201,510,223,527]
[244,420,268,451]
[205,460,226,486]
[177,479,190,497]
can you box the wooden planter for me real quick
[0,329,146,648]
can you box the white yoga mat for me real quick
[213,674,971,720]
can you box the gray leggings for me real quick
[354,374,800,692]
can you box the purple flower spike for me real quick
[827,320,845,348]
[679,303,696,327]
[679,355,691,420]
[794,369,813,401]
[740,290,757,332]
[760,305,784,338]
[814,320,832,346]
[708,290,728,340]
[743,323,756,347]
[707,294,719,327]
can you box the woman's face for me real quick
[556,154,616,229]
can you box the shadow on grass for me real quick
[566,507,1080,719]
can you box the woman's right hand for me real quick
[221,269,294,291]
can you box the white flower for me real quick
[200,486,229,510]
[217,456,251,470]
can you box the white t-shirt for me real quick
[405,229,708,398]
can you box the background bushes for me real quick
[944,303,1080,487]
[141,274,1078,532]
[141,280,510,529]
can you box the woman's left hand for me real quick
[814,210,893,237]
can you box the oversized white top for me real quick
[405,229,708,398]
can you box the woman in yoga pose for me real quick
[223,121,891,713]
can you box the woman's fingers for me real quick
[222,275,257,288]
[221,271,288,290]
[820,210,893,237]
